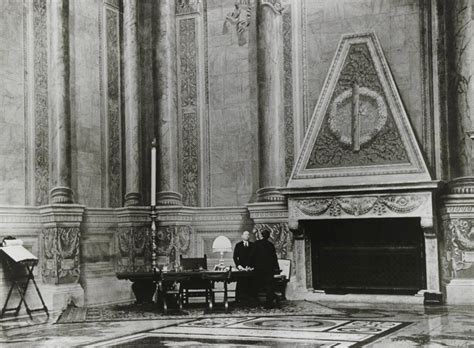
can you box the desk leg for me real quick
[224,281,229,312]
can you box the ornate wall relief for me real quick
[283,5,294,181]
[177,14,200,206]
[42,226,80,284]
[101,1,122,208]
[253,223,293,258]
[222,0,252,46]
[444,219,474,279]
[176,0,200,15]
[33,0,49,205]
[116,225,151,273]
[295,195,426,218]
[289,33,431,187]
[156,225,192,264]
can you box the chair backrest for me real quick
[180,254,207,271]
[278,259,291,280]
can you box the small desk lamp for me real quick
[212,235,232,265]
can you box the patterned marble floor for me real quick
[1,302,474,347]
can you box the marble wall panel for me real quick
[207,0,258,206]
[0,0,26,205]
[303,0,424,147]
[71,0,102,207]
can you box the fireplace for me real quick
[282,33,442,301]
[304,218,426,294]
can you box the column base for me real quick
[50,186,74,204]
[446,279,474,304]
[256,187,285,202]
[157,191,183,206]
[124,192,141,206]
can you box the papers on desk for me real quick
[0,245,38,263]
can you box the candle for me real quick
[151,138,157,206]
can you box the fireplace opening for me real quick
[306,218,426,295]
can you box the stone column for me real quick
[154,0,182,206]
[49,0,73,203]
[123,0,141,206]
[256,0,285,202]
[447,1,474,178]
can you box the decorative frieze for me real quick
[443,219,474,279]
[294,195,426,218]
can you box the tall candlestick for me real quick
[151,138,157,206]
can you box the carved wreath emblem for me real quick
[329,86,387,150]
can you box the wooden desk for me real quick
[116,270,254,312]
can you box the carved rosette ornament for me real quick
[253,223,292,258]
[42,226,80,284]
[295,195,425,217]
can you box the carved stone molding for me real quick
[447,177,474,194]
[256,187,286,202]
[253,223,292,258]
[294,195,426,218]
[261,0,283,15]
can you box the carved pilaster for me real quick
[40,205,84,284]
[256,0,285,202]
[123,0,141,206]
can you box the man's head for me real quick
[261,229,270,240]
[241,230,250,241]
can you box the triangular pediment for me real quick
[288,32,431,188]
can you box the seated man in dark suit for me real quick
[233,231,255,303]
[251,229,280,309]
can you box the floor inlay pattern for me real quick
[88,316,411,347]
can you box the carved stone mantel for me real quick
[283,181,442,296]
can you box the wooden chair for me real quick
[274,259,291,300]
[179,255,208,305]
[202,270,231,312]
